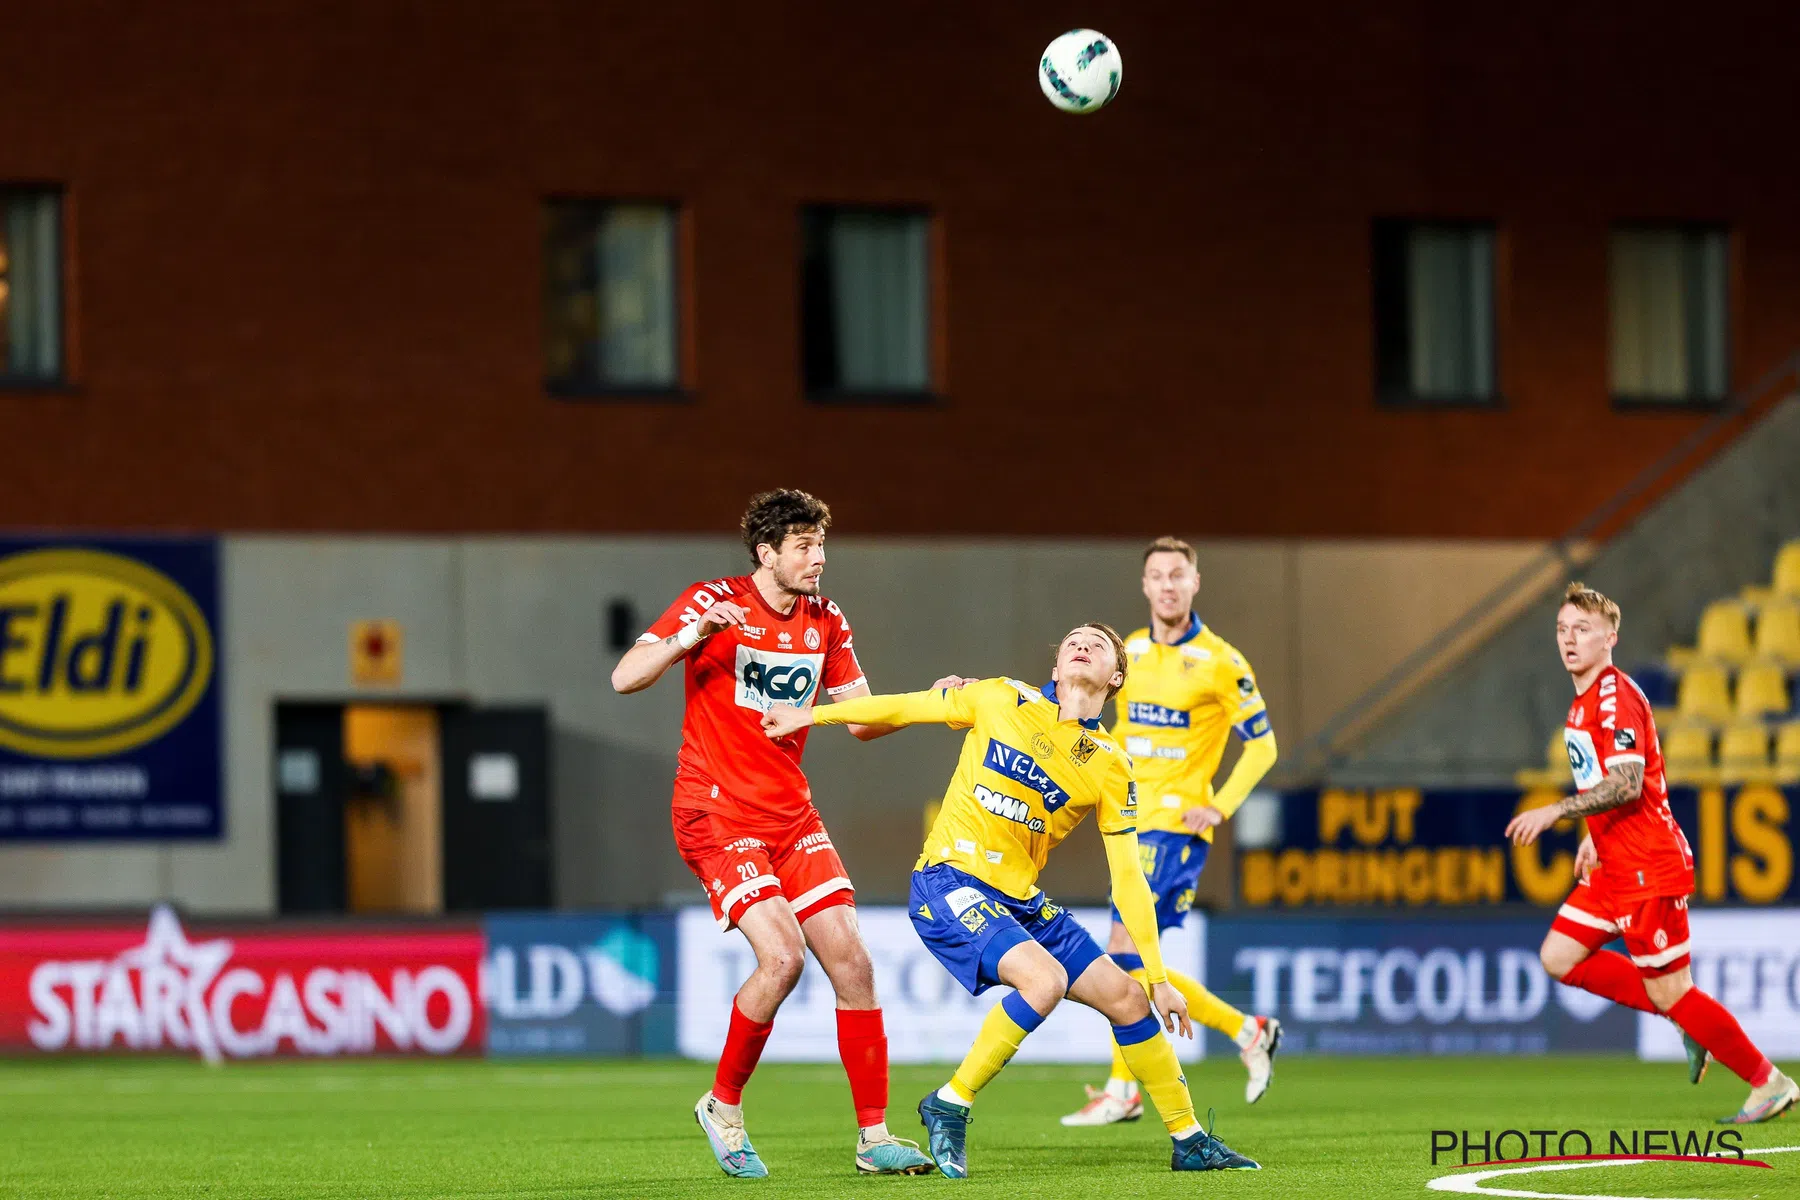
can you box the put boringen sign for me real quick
[1038,29,1122,114]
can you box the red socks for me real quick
[1668,989,1774,1087]
[1560,951,1658,1013]
[837,1008,889,1128]
[713,999,775,1105]
[715,1002,891,1124]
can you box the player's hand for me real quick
[1504,802,1564,846]
[1181,805,1224,834]
[695,601,751,639]
[761,703,815,740]
[1573,834,1598,879]
[1151,981,1192,1040]
[931,676,976,690]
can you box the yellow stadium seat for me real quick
[1677,662,1734,724]
[1735,661,1791,720]
[1775,722,1800,783]
[1662,723,1717,786]
[1664,645,1700,672]
[1652,705,1679,729]
[1755,601,1800,666]
[1775,540,1800,600]
[1718,723,1773,785]
[1742,584,1774,612]
[1514,730,1574,790]
[1696,601,1754,665]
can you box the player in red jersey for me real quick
[611,489,944,1178]
[1506,582,1795,1123]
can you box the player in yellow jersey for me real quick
[762,623,1260,1179]
[1062,538,1283,1127]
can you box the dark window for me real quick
[0,188,63,383]
[543,201,678,394]
[802,207,930,398]
[1373,220,1496,404]
[1610,226,1728,405]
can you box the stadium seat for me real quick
[1664,645,1700,672]
[1742,584,1774,611]
[1775,540,1800,600]
[1754,600,1800,665]
[1632,663,1678,707]
[1676,662,1734,724]
[1775,722,1800,783]
[1718,723,1773,785]
[1735,661,1791,720]
[1695,601,1754,665]
[1662,723,1717,786]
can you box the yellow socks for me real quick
[1111,1013,1197,1135]
[948,991,1044,1105]
[1110,968,1247,1085]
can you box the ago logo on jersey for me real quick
[0,548,215,758]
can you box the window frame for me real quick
[541,196,689,402]
[0,184,68,390]
[1607,220,1733,412]
[1371,217,1503,410]
[800,203,940,406]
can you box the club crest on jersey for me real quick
[733,647,822,711]
[1069,732,1099,766]
[804,627,821,650]
[983,739,1070,810]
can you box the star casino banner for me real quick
[1237,786,1797,908]
[0,537,222,840]
[1206,915,1637,1055]
[0,907,484,1058]
[484,913,677,1056]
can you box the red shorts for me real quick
[1551,872,1692,978]
[672,803,854,931]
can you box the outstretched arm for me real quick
[828,677,976,742]
[610,601,750,694]
[1505,761,1643,845]
[763,683,979,740]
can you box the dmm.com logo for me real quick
[0,549,214,757]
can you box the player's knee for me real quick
[1539,942,1576,980]
[1018,962,1068,1012]
[1110,983,1152,1025]
[759,935,807,990]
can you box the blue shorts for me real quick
[1109,829,1210,931]
[909,863,1107,996]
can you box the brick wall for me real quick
[0,0,1795,537]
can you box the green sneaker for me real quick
[856,1132,935,1175]
[1683,1031,1710,1085]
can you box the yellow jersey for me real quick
[814,677,1138,901]
[1115,614,1272,840]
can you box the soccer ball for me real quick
[1038,29,1122,114]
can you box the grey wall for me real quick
[0,535,1547,912]
[1335,397,1800,787]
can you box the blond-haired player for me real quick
[1506,582,1795,1124]
[1063,538,1282,1126]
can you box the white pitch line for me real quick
[1425,1144,1800,1200]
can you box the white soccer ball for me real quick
[1038,29,1122,114]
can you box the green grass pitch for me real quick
[0,1056,1794,1198]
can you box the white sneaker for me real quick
[1059,1083,1143,1126]
[1719,1069,1799,1125]
[1241,1016,1282,1104]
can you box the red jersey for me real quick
[1562,665,1694,902]
[641,576,865,829]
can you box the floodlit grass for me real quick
[0,1055,1793,1198]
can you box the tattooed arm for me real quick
[1504,760,1643,846]
[1556,760,1644,819]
